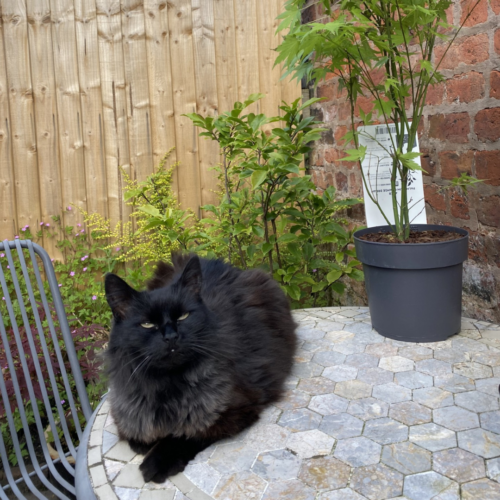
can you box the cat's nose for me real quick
[163,324,178,342]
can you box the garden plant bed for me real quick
[358,230,466,244]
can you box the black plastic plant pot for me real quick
[353,224,469,343]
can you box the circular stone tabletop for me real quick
[87,307,500,500]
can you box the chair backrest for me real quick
[0,240,93,499]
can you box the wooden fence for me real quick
[0,0,300,253]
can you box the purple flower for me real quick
[70,271,75,277]
[45,223,50,227]
[51,259,54,262]
[58,284,62,287]
[81,255,88,261]
[67,206,72,211]
[83,267,87,272]
[312,269,317,273]
[6,266,9,269]
[40,222,44,226]
[92,295,97,301]
[77,223,81,228]
[1,297,5,301]
[60,400,65,404]
[0,253,4,258]
[21,228,26,232]
[14,236,19,239]
[115,247,121,252]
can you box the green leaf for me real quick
[278,233,298,243]
[326,270,342,283]
[335,252,344,264]
[312,282,327,293]
[137,205,161,218]
[330,282,346,295]
[251,170,268,189]
[252,225,265,238]
[284,284,301,301]
[350,269,365,282]
[262,242,273,254]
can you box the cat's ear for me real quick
[105,274,139,320]
[179,255,202,295]
[146,261,175,290]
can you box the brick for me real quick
[325,148,341,163]
[477,196,500,227]
[322,129,334,145]
[435,34,489,70]
[334,125,350,147]
[439,151,474,180]
[338,102,352,122]
[324,171,334,188]
[491,72,500,100]
[426,82,445,106]
[424,184,446,212]
[460,0,488,26]
[495,29,500,55]
[354,95,374,117]
[317,83,335,101]
[445,71,485,104]
[420,151,436,177]
[335,171,348,193]
[450,191,470,220]
[491,0,500,15]
[475,150,500,186]
[428,112,470,143]
[349,172,363,197]
[475,108,500,142]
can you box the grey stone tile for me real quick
[261,479,316,500]
[395,371,433,390]
[284,375,300,390]
[183,463,221,495]
[278,408,323,431]
[434,373,475,393]
[323,364,358,382]
[317,320,349,332]
[453,361,493,379]
[455,390,500,412]
[379,356,415,372]
[90,465,108,488]
[208,441,260,475]
[345,353,379,370]
[274,390,311,410]
[432,448,486,483]
[113,464,146,489]
[343,321,375,335]
[309,393,349,415]
[335,380,372,400]
[212,470,267,500]
[409,423,457,452]
[458,428,500,458]
[258,405,282,425]
[433,405,479,431]
[472,351,500,367]
[353,331,385,345]
[285,429,335,459]
[452,337,488,353]
[417,339,453,351]
[312,350,347,367]
[296,326,326,342]
[363,417,408,445]
[295,350,314,363]
[389,401,432,426]
[105,441,137,462]
[297,376,337,395]
[302,339,337,352]
[412,387,454,409]
[403,471,459,500]
[332,340,366,355]
[486,457,500,482]
[433,348,470,364]
[244,423,291,449]
[348,397,389,421]
[292,361,324,378]
[298,456,351,490]
[103,430,120,454]
[481,410,500,434]
[114,488,141,500]
[461,478,500,500]
[324,331,355,345]
[415,359,452,377]
[357,367,394,386]
[333,436,382,467]
[95,484,118,500]
[88,446,102,467]
[459,329,482,340]
[317,488,368,500]
[251,449,301,481]
[372,383,412,404]
[351,464,403,500]
[398,346,433,361]
[365,343,399,358]
[336,309,364,318]
[139,492,175,500]
[319,413,364,439]
[105,459,126,481]
[475,377,500,396]
[381,442,431,475]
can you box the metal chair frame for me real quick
[0,240,96,499]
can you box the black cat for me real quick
[104,254,297,483]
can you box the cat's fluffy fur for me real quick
[104,254,297,483]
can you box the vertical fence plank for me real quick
[121,0,154,183]
[75,0,108,219]
[0,3,17,238]
[143,0,178,188]
[192,0,219,208]
[167,0,201,212]
[1,0,41,231]
[96,0,131,228]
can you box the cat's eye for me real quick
[140,322,156,329]
[177,312,189,321]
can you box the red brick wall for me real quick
[307,0,500,322]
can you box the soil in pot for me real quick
[358,229,466,244]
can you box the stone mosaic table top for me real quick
[87,307,500,500]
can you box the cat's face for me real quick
[105,256,211,372]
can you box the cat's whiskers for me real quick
[128,355,152,383]
[187,343,232,363]
[122,351,147,369]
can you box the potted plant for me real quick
[276,0,481,341]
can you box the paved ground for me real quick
[88,307,500,500]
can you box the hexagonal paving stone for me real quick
[433,348,470,364]
[333,437,382,467]
[278,408,322,432]
[403,471,459,500]
[212,470,267,500]
[324,331,354,344]
[412,387,454,409]
[295,350,314,363]
[432,448,486,483]
[296,326,326,342]
[372,383,412,404]
[379,356,415,372]
[343,321,375,335]
[285,375,300,390]
[312,350,347,367]
[317,488,368,500]
[486,457,500,482]
[453,362,493,379]
[309,393,349,415]
[452,337,488,353]
[415,359,452,377]
[251,449,301,481]
[297,377,337,395]
[350,464,403,500]
[357,367,394,386]
[434,373,475,393]
[274,390,311,410]
[461,478,500,500]
[409,423,457,452]
[395,371,433,390]
[389,401,432,426]
[365,343,398,358]
[455,390,500,413]
[298,455,351,491]
[208,441,261,475]
[286,429,335,459]
[363,417,409,445]
[458,428,500,458]
[345,353,379,370]
[398,346,433,361]
[433,405,479,431]
[381,442,431,475]
[348,397,389,421]
[261,479,316,500]
[472,351,500,367]
[183,463,221,495]
[292,361,324,378]
[319,412,364,439]
[244,423,291,450]
[475,377,500,396]
[481,410,500,434]
[331,341,366,355]
[323,365,358,382]
[335,380,372,400]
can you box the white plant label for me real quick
[357,123,427,228]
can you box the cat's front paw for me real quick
[139,452,187,483]
[128,438,154,456]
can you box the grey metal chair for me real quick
[0,240,99,500]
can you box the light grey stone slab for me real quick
[412,387,454,409]
[415,359,452,377]
[261,479,316,500]
[432,448,486,483]
[139,491,175,500]
[452,337,488,353]
[433,348,470,364]
[251,449,301,481]
[278,408,322,432]
[319,412,364,439]
[365,343,399,358]
[381,442,431,475]
[285,429,335,459]
[480,410,500,434]
[105,459,126,481]
[323,364,358,382]
[461,478,500,500]
[343,321,375,335]
[403,471,459,500]
[345,353,379,370]
[113,464,146,489]
[409,423,457,452]
[434,373,475,393]
[331,340,367,355]
[357,367,394,386]
[297,376,337,395]
[296,326,326,342]
[395,371,433,390]
[95,484,118,500]
[363,417,409,445]
[455,390,500,413]
[324,330,355,344]
[103,430,120,454]
[453,361,493,379]
[208,441,260,475]
[212,471,268,500]
[316,320,348,332]
[298,455,351,490]
[274,390,311,410]
[352,331,385,345]
[379,356,415,372]
[312,350,347,367]
[333,436,382,467]
[90,430,102,448]
[398,346,433,361]
[242,423,291,450]
[317,488,367,500]
[335,380,372,400]
[472,351,500,367]
[389,401,432,426]
[90,465,108,488]
[486,457,500,482]
[183,463,221,495]
[105,441,137,462]
[350,463,403,500]
[475,377,500,396]
[115,487,141,500]
[433,405,479,431]
[458,428,500,458]
[88,446,102,467]
[348,397,389,421]
[309,393,349,415]
[292,361,324,378]
[372,383,412,404]
[295,349,314,363]
[284,375,300,390]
